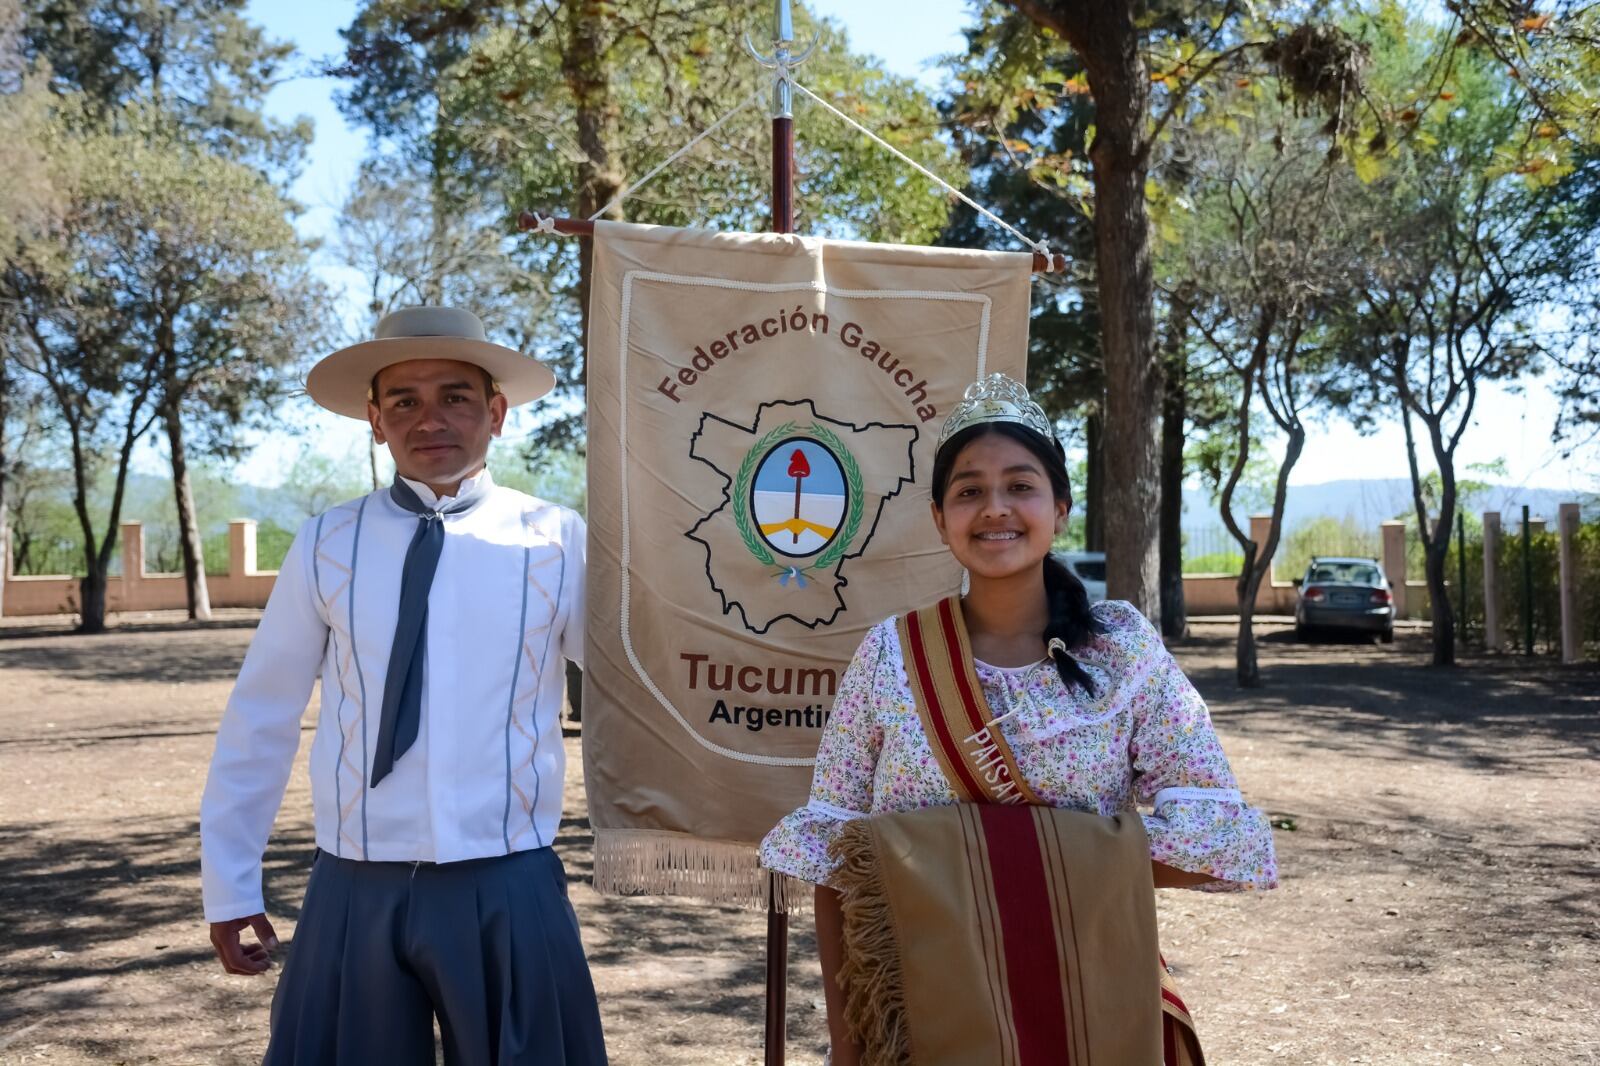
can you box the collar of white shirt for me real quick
[396,467,495,509]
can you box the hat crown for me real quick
[375,306,488,344]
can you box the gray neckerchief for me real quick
[369,475,491,787]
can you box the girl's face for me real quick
[931,432,1067,582]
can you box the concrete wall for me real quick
[1176,514,1430,619]
[2,511,1444,621]
[3,521,278,617]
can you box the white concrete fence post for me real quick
[1482,511,1502,651]
[229,519,258,578]
[1249,514,1274,604]
[119,521,145,613]
[1381,520,1408,618]
[1558,503,1581,664]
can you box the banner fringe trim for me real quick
[592,829,810,914]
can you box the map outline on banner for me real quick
[615,269,993,767]
[685,401,918,635]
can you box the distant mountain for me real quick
[33,470,1594,542]
[1180,478,1592,534]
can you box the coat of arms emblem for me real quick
[687,399,917,633]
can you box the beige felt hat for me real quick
[306,306,556,419]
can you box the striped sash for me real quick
[832,598,1204,1065]
[896,597,1042,807]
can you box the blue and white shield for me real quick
[749,437,850,558]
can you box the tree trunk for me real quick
[1158,305,1188,639]
[566,658,584,723]
[66,406,110,635]
[165,409,212,621]
[0,357,9,621]
[1424,539,1454,665]
[1217,307,1275,687]
[564,0,623,388]
[1064,5,1159,617]
[1234,424,1305,686]
[79,571,108,635]
[0,501,8,619]
[1083,409,1105,552]
[1427,446,1458,668]
[999,3,1159,612]
[1401,404,1457,667]
[1235,570,1260,686]
[560,1,623,711]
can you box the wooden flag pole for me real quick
[755,7,800,1058]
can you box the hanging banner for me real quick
[583,220,1031,905]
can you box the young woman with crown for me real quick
[760,374,1278,1066]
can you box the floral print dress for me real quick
[759,600,1278,891]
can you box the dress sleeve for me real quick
[759,622,889,887]
[1109,603,1278,891]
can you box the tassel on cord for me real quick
[830,821,912,1066]
[592,829,810,914]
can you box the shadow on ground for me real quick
[1182,623,1600,775]
[0,630,254,685]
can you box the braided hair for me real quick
[930,421,1103,695]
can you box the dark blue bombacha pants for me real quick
[263,847,608,1065]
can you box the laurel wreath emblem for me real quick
[732,421,865,575]
[804,423,865,572]
[732,422,795,568]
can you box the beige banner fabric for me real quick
[583,220,1031,905]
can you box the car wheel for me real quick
[1294,623,1309,643]
[1379,628,1394,644]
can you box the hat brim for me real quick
[305,337,557,419]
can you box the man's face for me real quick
[367,359,507,490]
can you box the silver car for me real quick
[1294,556,1395,643]
[1060,551,1107,603]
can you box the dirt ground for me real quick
[0,611,1596,1065]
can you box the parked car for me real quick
[1059,551,1107,603]
[1294,556,1395,643]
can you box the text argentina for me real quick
[711,701,831,733]
[655,310,939,423]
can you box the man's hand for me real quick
[210,914,279,975]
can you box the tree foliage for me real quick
[1327,6,1600,664]
[21,0,309,168]
[942,8,1106,545]
[3,0,322,629]
[967,0,1372,618]
[330,1,962,446]
[1170,80,1370,682]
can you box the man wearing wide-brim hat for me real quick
[199,307,607,1064]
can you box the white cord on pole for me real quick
[587,89,768,222]
[542,75,1060,270]
[789,78,1055,261]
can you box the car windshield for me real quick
[1071,560,1106,582]
[1307,563,1381,586]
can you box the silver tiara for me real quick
[936,373,1056,450]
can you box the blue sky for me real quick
[225,0,1594,497]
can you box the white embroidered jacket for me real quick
[200,471,585,922]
